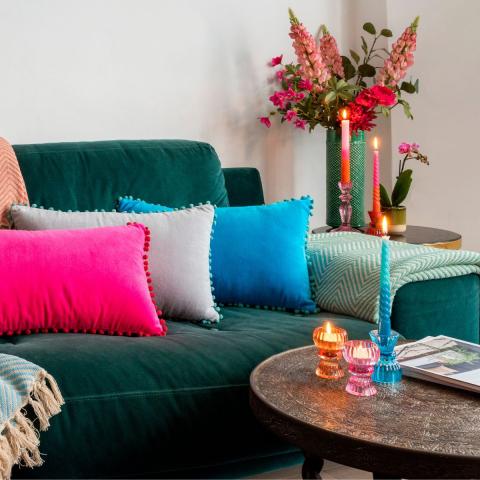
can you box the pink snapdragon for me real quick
[318,27,344,77]
[275,70,285,81]
[377,17,419,87]
[259,117,271,128]
[270,55,283,67]
[289,12,330,90]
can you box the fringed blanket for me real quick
[0,138,29,228]
[0,354,63,479]
[308,232,480,323]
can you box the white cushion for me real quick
[11,204,219,323]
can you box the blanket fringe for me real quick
[0,370,64,479]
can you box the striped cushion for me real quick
[0,137,29,228]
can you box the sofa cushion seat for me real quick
[6,308,373,479]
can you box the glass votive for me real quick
[342,340,380,396]
[313,321,348,380]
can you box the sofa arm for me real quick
[392,274,479,343]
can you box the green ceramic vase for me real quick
[326,129,366,228]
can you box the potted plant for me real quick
[380,142,429,233]
[258,10,420,228]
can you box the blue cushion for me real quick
[117,196,173,213]
[118,196,316,313]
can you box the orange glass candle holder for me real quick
[313,321,348,380]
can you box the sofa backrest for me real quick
[13,139,237,211]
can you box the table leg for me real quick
[301,454,324,479]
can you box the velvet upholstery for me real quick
[222,167,264,206]
[5,139,479,478]
[10,309,375,479]
[14,140,229,211]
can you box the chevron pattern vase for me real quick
[326,129,365,228]
[0,137,29,228]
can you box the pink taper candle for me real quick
[372,137,381,214]
[340,109,350,183]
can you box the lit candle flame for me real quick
[382,215,388,235]
[325,321,332,334]
[341,108,348,120]
[373,136,379,150]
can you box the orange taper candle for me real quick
[340,109,350,183]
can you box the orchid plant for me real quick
[380,142,429,208]
[259,9,420,133]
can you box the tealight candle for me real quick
[313,321,348,379]
[381,215,390,240]
[343,340,380,396]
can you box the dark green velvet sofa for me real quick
[4,139,478,479]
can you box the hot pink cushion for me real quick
[0,223,166,336]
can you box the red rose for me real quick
[355,88,378,109]
[371,85,396,106]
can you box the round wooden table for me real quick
[250,346,480,479]
[312,225,462,250]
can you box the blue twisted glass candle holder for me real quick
[369,330,402,384]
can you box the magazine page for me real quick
[396,336,480,388]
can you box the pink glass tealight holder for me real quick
[342,340,380,397]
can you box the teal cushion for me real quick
[14,140,229,211]
[8,309,373,479]
[118,197,316,313]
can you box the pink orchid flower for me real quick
[398,142,411,154]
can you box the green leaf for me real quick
[341,56,356,80]
[414,78,420,93]
[391,169,413,206]
[380,28,393,37]
[380,184,392,208]
[363,22,376,35]
[324,91,336,104]
[400,81,416,94]
[358,63,376,77]
[380,106,390,117]
[349,49,360,64]
[361,36,368,55]
[398,99,414,119]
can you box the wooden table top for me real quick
[312,225,462,249]
[250,346,480,478]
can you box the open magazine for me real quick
[395,335,480,393]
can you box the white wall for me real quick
[2,1,477,248]
[386,0,480,250]
[0,0,346,228]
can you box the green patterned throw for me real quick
[308,232,480,323]
[0,354,64,478]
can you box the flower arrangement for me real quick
[259,9,420,133]
[381,142,429,208]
